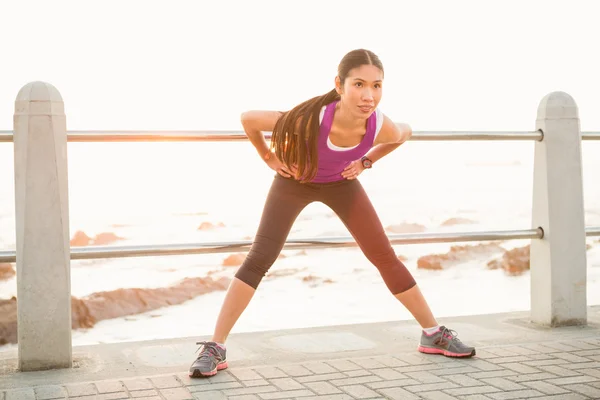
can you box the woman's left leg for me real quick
[322,179,475,357]
[321,179,437,328]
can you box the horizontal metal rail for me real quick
[2,131,600,143]
[582,132,600,140]
[0,130,545,142]
[2,226,599,263]
[2,130,600,142]
[588,226,600,237]
[0,227,547,263]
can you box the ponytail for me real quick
[271,89,340,183]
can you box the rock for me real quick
[301,274,334,287]
[486,245,530,276]
[417,243,505,270]
[500,245,530,276]
[0,276,230,345]
[417,256,445,270]
[223,253,246,267]
[71,231,124,246]
[71,230,92,246]
[302,274,318,282]
[78,276,230,325]
[386,223,426,234]
[0,297,17,345]
[71,297,96,329]
[0,263,15,281]
[223,251,285,268]
[398,255,408,262]
[486,259,502,270]
[197,222,225,230]
[441,217,477,226]
[93,232,124,245]
[266,268,305,279]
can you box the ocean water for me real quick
[1,139,599,351]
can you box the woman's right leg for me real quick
[212,176,314,343]
[211,278,256,344]
[190,176,313,377]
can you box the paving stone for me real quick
[521,380,570,395]
[302,381,341,395]
[5,389,35,400]
[97,393,128,400]
[486,390,545,400]
[268,378,304,391]
[229,369,264,381]
[563,383,600,398]
[95,381,126,394]
[326,359,361,372]
[151,375,183,389]
[65,384,96,398]
[377,387,421,400]
[338,384,379,399]
[122,379,153,391]
[253,367,288,379]
[33,386,66,400]
[277,365,313,377]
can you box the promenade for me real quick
[1,307,600,399]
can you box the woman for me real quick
[190,49,475,378]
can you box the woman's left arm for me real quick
[341,115,411,179]
[365,115,412,163]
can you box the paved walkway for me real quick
[1,307,600,399]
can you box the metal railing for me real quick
[0,129,599,265]
[0,228,545,263]
[1,129,600,142]
[1,226,599,264]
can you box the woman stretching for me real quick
[190,49,475,378]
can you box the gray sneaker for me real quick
[189,341,228,377]
[418,326,475,358]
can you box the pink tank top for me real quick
[310,101,377,183]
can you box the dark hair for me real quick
[271,49,384,183]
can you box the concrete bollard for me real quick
[531,91,587,326]
[13,82,72,370]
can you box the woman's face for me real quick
[336,64,383,119]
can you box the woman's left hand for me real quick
[341,160,365,180]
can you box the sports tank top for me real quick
[310,101,378,183]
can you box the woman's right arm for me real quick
[240,110,294,177]
[240,110,282,160]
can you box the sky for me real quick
[1,0,599,131]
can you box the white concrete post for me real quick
[531,91,587,326]
[13,82,72,370]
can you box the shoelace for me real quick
[195,341,223,361]
[440,327,464,345]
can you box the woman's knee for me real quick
[234,252,277,289]
[372,253,417,294]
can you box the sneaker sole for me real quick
[418,345,476,358]
[189,361,228,377]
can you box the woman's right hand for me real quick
[266,155,297,178]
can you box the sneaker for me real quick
[418,326,475,358]
[189,341,228,377]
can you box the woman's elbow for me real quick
[399,123,412,142]
[240,111,251,124]
[240,111,257,130]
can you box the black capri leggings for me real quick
[235,174,417,295]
